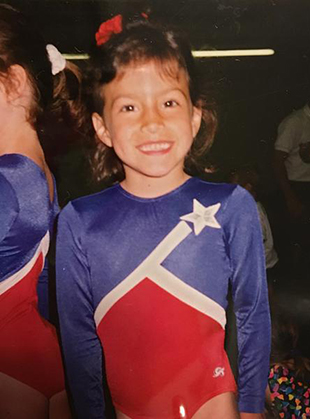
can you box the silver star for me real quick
[180,199,221,235]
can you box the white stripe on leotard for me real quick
[94,221,226,329]
[0,231,49,296]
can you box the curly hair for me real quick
[82,17,217,184]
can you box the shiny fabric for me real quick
[0,153,58,318]
[0,153,65,398]
[56,178,271,418]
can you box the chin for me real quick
[126,161,184,181]
[143,167,175,179]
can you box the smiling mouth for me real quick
[138,142,172,152]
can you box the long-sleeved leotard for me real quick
[0,153,66,399]
[56,177,271,418]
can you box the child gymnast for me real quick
[56,14,271,419]
[0,4,80,418]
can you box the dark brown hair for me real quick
[0,4,82,135]
[83,17,217,184]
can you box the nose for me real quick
[141,106,164,134]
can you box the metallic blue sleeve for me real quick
[0,172,18,246]
[225,186,271,413]
[56,203,105,419]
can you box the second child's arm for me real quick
[56,203,106,419]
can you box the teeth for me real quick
[140,142,170,151]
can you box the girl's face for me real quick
[92,60,202,194]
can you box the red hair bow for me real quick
[95,15,123,46]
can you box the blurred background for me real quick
[5,0,310,202]
[7,0,310,389]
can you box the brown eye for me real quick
[164,100,178,108]
[121,104,135,112]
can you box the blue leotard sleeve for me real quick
[225,187,271,413]
[56,203,105,419]
[0,173,18,248]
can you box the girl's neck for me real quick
[0,120,55,202]
[120,171,191,198]
[0,120,44,163]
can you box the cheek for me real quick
[182,117,197,139]
[112,117,133,136]
[111,131,131,154]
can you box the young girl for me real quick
[56,15,271,419]
[0,4,80,418]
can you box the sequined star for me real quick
[180,199,221,235]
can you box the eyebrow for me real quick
[111,88,189,106]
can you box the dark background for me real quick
[6,0,310,199]
[6,0,310,382]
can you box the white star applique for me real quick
[180,199,221,236]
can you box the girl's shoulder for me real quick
[59,183,121,222]
[192,177,251,200]
[191,178,256,215]
[0,153,53,216]
[0,154,54,245]
[0,153,49,200]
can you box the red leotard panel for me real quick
[97,278,236,418]
[0,253,65,398]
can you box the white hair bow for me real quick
[46,44,66,75]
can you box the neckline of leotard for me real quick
[116,177,196,202]
[0,153,57,207]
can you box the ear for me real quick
[92,112,112,147]
[6,64,29,101]
[191,105,202,138]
